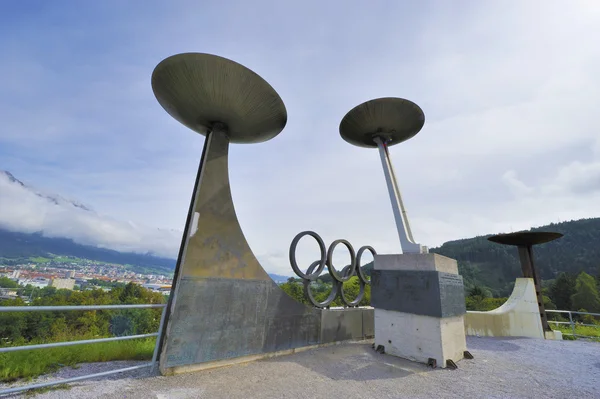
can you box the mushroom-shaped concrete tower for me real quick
[340,97,426,254]
[488,231,563,333]
[152,53,315,375]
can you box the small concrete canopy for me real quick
[339,97,425,148]
[151,52,287,143]
[487,232,563,247]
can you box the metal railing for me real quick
[546,309,600,339]
[0,303,167,396]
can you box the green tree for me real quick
[571,272,600,313]
[542,295,556,310]
[337,276,371,307]
[0,277,20,288]
[468,286,488,298]
[466,285,489,310]
[549,273,576,310]
[0,298,27,344]
[0,283,166,346]
[465,296,507,311]
[279,280,307,304]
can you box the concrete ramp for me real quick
[464,278,544,338]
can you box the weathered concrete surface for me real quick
[465,278,546,339]
[160,129,372,375]
[320,308,373,343]
[17,337,600,399]
[371,270,466,317]
[373,254,467,368]
[374,253,459,273]
[375,310,466,366]
[545,330,563,340]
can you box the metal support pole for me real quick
[373,136,425,254]
[568,311,576,336]
[0,333,158,353]
[517,245,550,332]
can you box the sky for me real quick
[1,1,599,275]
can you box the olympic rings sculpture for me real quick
[288,231,376,308]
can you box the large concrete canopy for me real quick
[151,52,287,144]
[339,97,425,148]
[487,231,563,247]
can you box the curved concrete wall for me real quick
[159,131,373,375]
[464,278,544,338]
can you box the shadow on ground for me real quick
[466,336,522,352]
[262,342,442,381]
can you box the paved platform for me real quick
[7,336,600,398]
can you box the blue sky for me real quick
[1,1,599,274]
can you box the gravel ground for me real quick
[2,336,599,399]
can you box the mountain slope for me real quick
[430,217,600,296]
[0,227,176,273]
[2,171,92,212]
[0,228,290,281]
[0,170,180,258]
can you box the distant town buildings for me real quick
[0,257,173,299]
[18,277,50,289]
[0,288,19,299]
[50,278,76,290]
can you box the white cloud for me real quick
[0,172,180,258]
[502,171,535,198]
[1,1,600,276]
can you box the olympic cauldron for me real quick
[153,53,374,375]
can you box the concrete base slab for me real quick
[545,330,563,340]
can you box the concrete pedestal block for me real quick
[372,254,467,368]
[544,330,563,340]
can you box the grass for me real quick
[553,323,600,340]
[0,338,155,383]
[28,257,51,264]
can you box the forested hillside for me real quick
[430,218,600,297]
[0,228,176,274]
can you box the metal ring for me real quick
[303,261,339,308]
[326,239,356,283]
[288,231,375,308]
[340,275,366,307]
[289,231,326,281]
[356,246,377,285]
